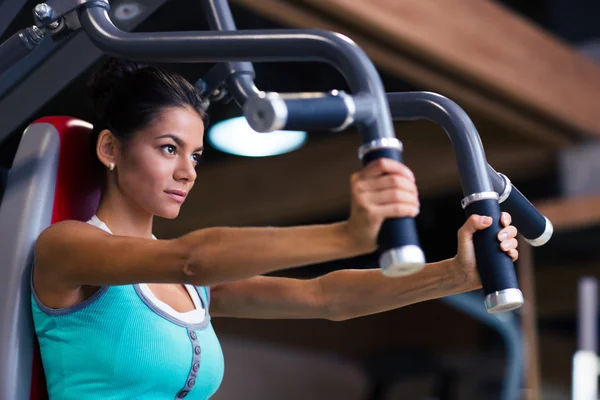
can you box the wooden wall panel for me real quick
[301,0,600,137]
[233,0,600,146]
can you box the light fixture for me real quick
[207,116,307,157]
[113,2,143,21]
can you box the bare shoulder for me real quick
[33,220,112,306]
[35,220,108,262]
[34,219,105,271]
[38,219,105,241]
[34,219,191,291]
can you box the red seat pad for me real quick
[29,116,101,400]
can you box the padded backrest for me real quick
[0,117,100,400]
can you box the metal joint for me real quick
[20,26,47,48]
[357,138,403,161]
[524,217,553,247]
[244,91,288,132]
[484,289,524,313]
[461,191,499,209]
[35,0,109,27]
[498,173,512,203]
[34,3,53,21]
[380,245,426,277]
[331,90,356,132]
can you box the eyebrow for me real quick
[155,134,204,152]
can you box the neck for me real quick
[95,184,154,239]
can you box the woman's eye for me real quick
[192,153,201,164]
[162,145,176,155]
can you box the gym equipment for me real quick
[0,0,554,313]
[247,90,553,312]
[0,1,557,398]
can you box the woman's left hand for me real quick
[452,212,519,287]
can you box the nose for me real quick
[174,155,197,183]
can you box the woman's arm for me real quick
[35,219,364,290]
[317,259,476,321]
[35,158,418,291]
[208,260,471,320]
[209,275,327,319]
[209,213,519,321]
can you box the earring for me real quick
[109,162,115,171]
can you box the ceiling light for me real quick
[207,116,307,157]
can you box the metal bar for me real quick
[200,0,257,106]
[0,0,169,145]
[388,91,553,247]
[204,0,237,31]
[0,33,103,146]
[0,34,60,100]
[387,91,491,195]
[78,6,394,143]
[0,28,48,78]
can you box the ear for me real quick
[96,129,120,169]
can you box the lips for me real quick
[165,190,188,203]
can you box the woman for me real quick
[32,59,520,399]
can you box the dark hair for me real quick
[87,58,207,167]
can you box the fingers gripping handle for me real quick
[358,139,425,277]
[462,195,524,313]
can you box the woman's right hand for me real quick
[345,158,420,253]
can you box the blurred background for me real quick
[2,0,600,398]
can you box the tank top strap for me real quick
[194,286,211,308]
[89,215,210,308]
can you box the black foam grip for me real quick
[361,147,421,252]
[465,199,519,296]
[285,97,347,131]
[500,185,547,241]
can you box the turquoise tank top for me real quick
[31,217,225,399]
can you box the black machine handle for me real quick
[243,89,424,275]
[248,90,543,312]
[360,146,424,276]
[244,89,553,253]
[245,91,351,132]
[387,93,552,249]
[487,166,553,246]
[244,90,374,132]
[463,197,521,311]
[388,92,527,313]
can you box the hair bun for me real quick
[87,58,148,120]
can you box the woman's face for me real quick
[116,106,205,219]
